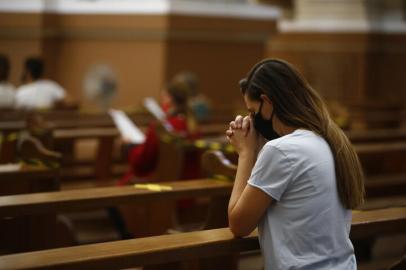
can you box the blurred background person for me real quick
[172,71,211,123]
[111,72,202,239]
[15,57,68,110]
[119,72,200,185]
[0,54,16,109]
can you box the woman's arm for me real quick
[227,116,273,237]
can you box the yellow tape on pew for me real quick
[7,132,18,141]
[212,174,234,182]
[194,140,207,148]
[134,183,173,192]
[224,144,234,153]
[0,133,18,144]
[20,159,60,169]
[158,133,236,153]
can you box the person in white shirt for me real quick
[15,57,66,110]
[226,59,365,270]
[0,54,16,109]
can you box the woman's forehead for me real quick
[243,94,259,112]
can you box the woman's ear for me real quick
[260,94,272,106]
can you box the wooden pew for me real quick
[346,128,406,144]
[0,133,61,196]
[1,146,403,219]
[189,137,406,192]
[53,128,120,181]
[0,121,25,163]
[0,179,232,217]
[0,114,56,164]
[0,165,62,254]
[52,125,226,181]
[0,140,229,254]
[1,147,404,263]
[0,207,405,270]
[0,135,65,254]
[0,178,232,253]
[2,173,403,231]
[0,165,59,196]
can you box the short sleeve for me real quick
[248,144,293,201]
[52,83,66,100]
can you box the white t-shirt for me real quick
[0,82,16,108]
[248,129,356,270]
[15,79,66,110]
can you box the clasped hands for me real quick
[226,115,258,155]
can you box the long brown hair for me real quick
[241,59,364,209]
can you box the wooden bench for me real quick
[346,129,406,143]
[0,165,59,196]
[0,122,25,163]
[0,148,231,248]
[0,165,62,254]
[0,179,232,217]
[0,207,404,270]
[53,127,121,181]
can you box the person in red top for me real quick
[118,76,200,186]
[109,74,201,239]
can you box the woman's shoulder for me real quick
[263,129,326,156]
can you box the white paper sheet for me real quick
[0,163,21,173]
[143,97,173,132]
[109,109,146,144]
[143,97,166,121]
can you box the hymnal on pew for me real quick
[109,109,146,144]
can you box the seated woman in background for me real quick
[110,73,201,239]
[172,71,211,122]
[118,73,200,185]
[0,54,16,109]
[15,57,72,110]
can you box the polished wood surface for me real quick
[0,207,405,270]
[0,165,59,196]
[0,179,232,217]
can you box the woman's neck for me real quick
[274,116,298,136]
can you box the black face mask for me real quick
[254,100,280,141]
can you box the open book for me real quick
[143,97,173,132]
[109,109,146,144]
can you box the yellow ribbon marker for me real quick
[212,174,233,182]
[209,142,222,150]
[194,140,207,148]
[134,184,173,192]
[7,133,18,142]
[21,159,46,168]
[161,134,172,143]
[225,144,235,153]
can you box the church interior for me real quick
[0,0,405,269]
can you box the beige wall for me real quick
[267,32,406,129]
[268,32,406,104]
[165,15,276,107]
[0,13,43,85]
[0,12,276,110]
